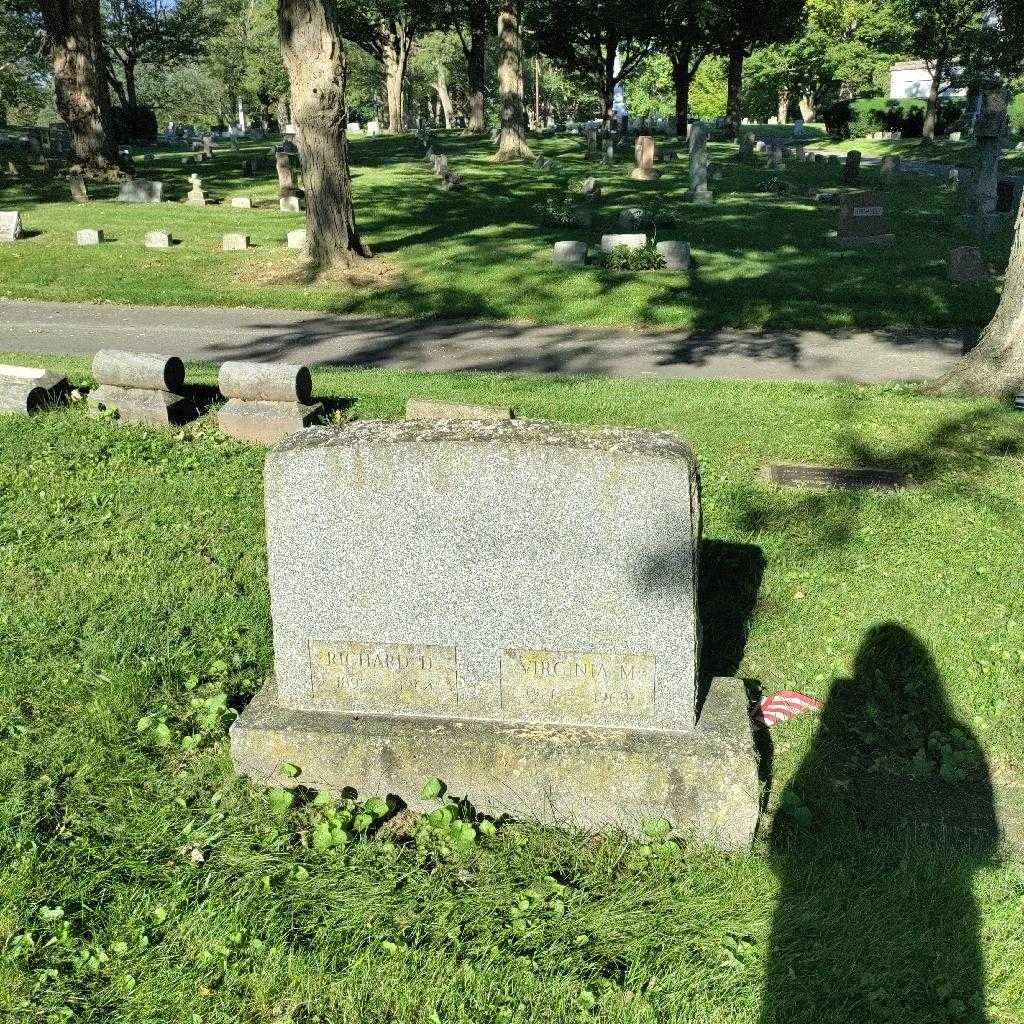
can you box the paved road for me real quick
[0,298,972,384]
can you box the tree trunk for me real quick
[466,1,486,132]
[534,56,541,127]
[799,94,816,122]
[434,63,454,128]
[278,0,370,273]
[601,38,617,128]
[125,56,138,109]
[933,201,1024,397]
[670,50,691,132]
[494,1,532,160]
[923,59,944,140]
[777,89,789,124]
[38,0,118,168]
[383,44,405,133]
[725,44,744,139]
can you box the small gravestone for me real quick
[552,240,587,266]
[76,228,104,246]
[656,240,691,270]
[754,140,768,155]
[222,233,250,251]
[144,230,173,249]
[688,125,713,204]
[186,173,206,205]
[600,232,647,253]
[202,135,213,160]
[738,132,756,163]
[947,246,989,283]
[836,191,892,248]
[581,176,601,199]
[280,196,301,213]
[770,146,785,170]
[118,179,163,203]
[879,155,900,188]
[347,121,360,133]
[619,207,647,229]
[231,196,253,209]
[229,420,759,849]
[366,121,381,136]
[217,360,320,444]
[276,153,295,193]
[997,179,1022,216]
[68,171,88,203]
[243,159,255,176]
[405,398,512,421]
[630,135,660,181]
[286,228,307,250]
[761,463,906,491]
[0,211,23,241]
[842,150,861,184]
[89,349,195,427]
[0,364,68,414]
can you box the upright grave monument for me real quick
[836,191,893,248]
[688,125,713,204]
[630,135,660,181]
[117,179,163,203]
[230,420,760,848]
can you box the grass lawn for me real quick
[0,130,1013,332]
[806,134,1024,172]
[2,357,1023,1022]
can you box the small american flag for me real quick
[753,690,824,727]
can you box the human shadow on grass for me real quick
[762,622,998,1024]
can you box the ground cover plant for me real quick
[0,130,1014,332]
[1,356,1023,1023]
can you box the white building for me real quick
[889,60,967,100]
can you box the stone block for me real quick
[231,196,253,208]
[230,419,759,846]
[618,207,647,229]
[89,349,195,428]
[117,179,162,203]
[947,246,989,283]
[0,210,23,241]
[0,364,68,414]
[144,230,173,249]
[286,229,307,250]
[89,385,196,427]
[600,233,647,253]
[552,240,588,266]
[222,233,250,251]
[405,398,513,421]
[836,190,893,248]
[220,361,313,404]
[656,240,691,271]
[280,196,301,213]
[217,398,320,445]
[76,228,104,246]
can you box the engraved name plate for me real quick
[309,640,458,714]
[852,206,884,217]
[500,648,656,725]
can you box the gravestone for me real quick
[76,228,104,245]
[836,191,892,248]
[738,132,756,163]
[581,176,601,199]
[761,463,906,491]
[618,207,647,229]
[89,349,195,427]
[222,233,250,251]
[229,420,760,848]
[69,171,88,203]
[202,135,213,160]
[118,179,163,203]
[280,196,301,213]
[552,240,587,266]
[770,146,785,170]
[276,153,295,193]
[600,232,647,253]
[0,211,23,241]
[366,121,381,136]
[405,399,512,421]
[347,122,360,133]
[187,173,206,205]
[997,179,1023,217]
[585,128,598,159]
[0,364,68,414]
[656,240,691,270]
[286,228,307,249]
[144,230,173,249]
[630,135,660,181]
[231,196,253,209]
[217,360,321,444]
[688,125,713,204]
[947,245,990,283]
[842,150,861,184]
[879,155,900,188]
[243,159,255,176]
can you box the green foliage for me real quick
[825,97,965,138]
[626,53,674,120]
[532,193,581,227]
[691,58,729,120]
[599,242,667,271]
[1009,92,1024,137]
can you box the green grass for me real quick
[0,130,1013,332]
[806,134,1024,171]
[2,359,1023,1022]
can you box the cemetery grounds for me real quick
[1,132,1024,1023]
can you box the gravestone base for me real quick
[217,397,321,444]
[688,188,714,205]
[230,674,760,851]
[833,231,894,249]
[89,384,196,427]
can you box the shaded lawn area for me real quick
[1,357,1023,1022]
[806,133,1024,172]
[0,130,1012,332]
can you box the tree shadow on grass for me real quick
[763,622,997,1024]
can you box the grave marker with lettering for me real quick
[230,420,760,848]
[836,191,893,248]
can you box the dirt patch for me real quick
[228,250,402,290]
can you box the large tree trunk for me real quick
[38,0,118,168]
[777,89,789,124]
[923,58,944,140]
[670,49,691,132]
[383,44,405,133]
[434,63,454,128]
[466,1,487,132]
[799,94,816,122]
[278,0,370,273]
[124,56,138,108]
[933,153,1024,398]
[725,44,744,139]
[494,1,532,160]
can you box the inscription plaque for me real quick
[500,648,656,725]
[852,206,884,217]
[761,462,907,491]
[309,640,458,713]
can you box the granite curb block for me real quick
[230,674,761,849]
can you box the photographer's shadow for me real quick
[763,622,999,1024]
